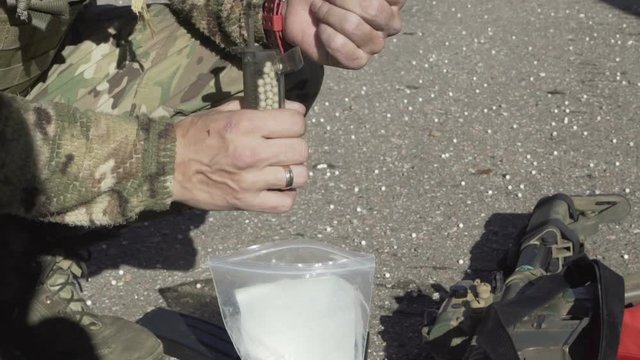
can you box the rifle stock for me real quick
[423,194,633,360]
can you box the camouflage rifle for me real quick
[423,193,637,360]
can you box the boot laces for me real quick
[45,254,102,330]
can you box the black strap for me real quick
[566,260,625,360]
[475,273,567,359]
[475,259,624,360]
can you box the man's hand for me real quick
[284,0,406,69]
[171,100,309,213]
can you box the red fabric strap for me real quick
[617,305,640,360]
[263,14,284,32]
[262,0,290,53]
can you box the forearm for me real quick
[168,0,266,51]
[0,92,176,226]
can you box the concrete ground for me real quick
[84,0,640,358]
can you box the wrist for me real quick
[138,115,176,210]
[171,119,190,204]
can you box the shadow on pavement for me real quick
[85,208,205,277]
[599,0,640,16]
[157,278,223,327]
[379,289,437,360]
[464,213,530,282]
[379,212,530,360]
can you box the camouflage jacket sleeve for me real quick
[0,92,176,226]
[168,0,267,51]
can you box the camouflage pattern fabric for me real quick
[28,5,245,118]
[0,2,83,94]
[168,0,266,52]
[0,3,256,226]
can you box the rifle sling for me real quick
[475,259,624,360]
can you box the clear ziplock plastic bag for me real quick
[209,239,375,360]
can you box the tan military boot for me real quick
[27,255,164,360]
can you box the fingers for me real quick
[311,0,385,56]
[314,23,370,69]
[308,0,406,69]
[283,0,403,68]
[324,0,399,35]
[212,101,306,138]
[239,109,306,138]
[225,165,308,213]
[263,165,309,190]
[386,0,407,9]
[226,164,308,192]
[284,100,306,114]
[259,138,308,166]
[214,100,305,114]
[248,190,298,213]
[246,163,310,211]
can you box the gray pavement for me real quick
[84,0,640,358]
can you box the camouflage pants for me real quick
[27,4,244,119]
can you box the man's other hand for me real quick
[285,0,406,69]
[171,100,309,213]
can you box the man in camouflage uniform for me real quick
[0,0,405,358]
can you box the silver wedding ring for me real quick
[283,166,294,189]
